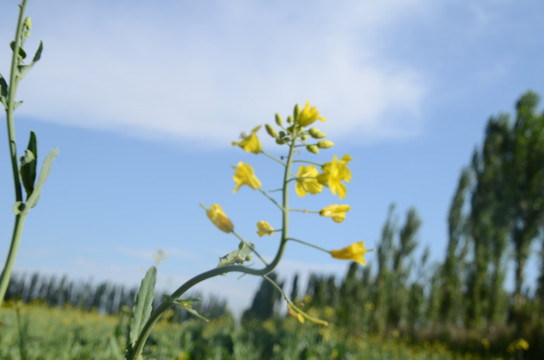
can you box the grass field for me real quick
[0,301,490,360]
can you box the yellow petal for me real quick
[206,204,234,233]
[330,241,367,266]
[233,162,262,193]
[256,221,274,237]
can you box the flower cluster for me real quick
[202,101,373,324]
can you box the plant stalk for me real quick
[128,127,299,360]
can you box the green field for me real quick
[0,301,489,360]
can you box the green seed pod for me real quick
[306,145,319,154]
[265,123,278,138]
[308,127,327,139]
[317,140,334,149]
[275,113,283,126]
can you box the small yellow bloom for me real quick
[320,204,350,223]
[287,304,304,323]
[233,162,261,193]
[256,221,274,237]
[508,338,529,352]
[295,165,323,197]
[231,126,262,153]
[298,101,326,127]
[317,154,352,199]
[206,204,234,233]
[330,241,367,266]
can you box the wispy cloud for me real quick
[1,0,431,146]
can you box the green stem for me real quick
[0,214,27,306]
[128,126,300,360]
[290,208,319,214]
[288,237,330,254]
[0,0,28,307]
[258,188,283,211]
[292,159,322,167]
[6,0,27,203]
[262,150,286,166]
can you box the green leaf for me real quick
[20,131,38,198]
[25,147,58,209]
[18,65,32,78]
[32,41,43,63]
[0,73,7,104]
[167,296,209,322]
[10,41,26,59]
[129,266,157,347]
[17,42,44,79]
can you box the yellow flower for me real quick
[298,101,326,127]
[206,204,234,233]
[320,204,350,223]
[317,154,352,199]
[233,162,261,193]
[287,304,304,323]
[256,221,274,237]
[508,338,529,352]
[330,241,367,266]
[231,126,262,153]
[295,165,323,197]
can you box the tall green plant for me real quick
[0,0,58,306]
[125,103,372,359]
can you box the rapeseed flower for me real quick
[231,126,262,153]
[256,221,274,237]
[287,304,304,323]
[317,154,352,199]
[233,162,261,193]
[298,101,326,127]
[206,204,234,233]
[330,241,367,266]
[295,165,323,197]
[320,204,350,223]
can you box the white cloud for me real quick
[1,0,430,146]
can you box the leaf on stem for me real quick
[0,73,7,105]
[18,42,44,79]
[10,41,26,59]
[25,147,58,209]
[20,131,37,198]
[129,266,157,347]
[32,41,43,63]
[168,297,209,322]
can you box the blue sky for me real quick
[1,0,543,314]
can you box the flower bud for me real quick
[306,145,319,154]
[275,113,283,126]
[276,138,286,145]
[300,132,308,141]
[287,115,293,124]
[308,128,327,139]
[317,140,334,149]
[265,123,278,138]
[294,103,301,121]
[24,17,32,30]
